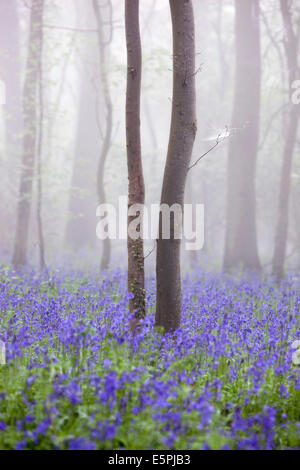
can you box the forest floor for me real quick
[0,266,299,450]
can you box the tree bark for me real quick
[93,0,113,271]
[155,0,197,332]
[272,0,299,280]
[12,0,44,268]
[223,0,261,272]
[125,0,146,330]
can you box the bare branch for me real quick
[188,127,230,171]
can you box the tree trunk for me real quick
[272,0,299,280]
[125,0,146,330]
[223,0,261,272]
[64,5,99,251]
[93,0,113,271]
[65,72,99,250]
[155,0,197,332]
[12,0,44,268]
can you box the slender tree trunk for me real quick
[125,0,146,331]
[223,0,261,272]
[272,0,299,280]
[93,0,113,271]
[155,0,197,332]
[12,0,44,268]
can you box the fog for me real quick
[0,0,299,276]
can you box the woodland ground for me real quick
[0,266,300,450]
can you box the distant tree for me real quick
[93,0,113,271]
[65,4,99,251]
[125,0,146,331]
[12,0,44,267]
[272,0,300,280]
[223,0,261,272]
[155,0,197,332]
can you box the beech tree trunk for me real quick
[155,0,197,332]
[125,0,146,329]
[12,0,44,268]
[223,0,261,272]
[93,0,113,271]
[272,0,299,280]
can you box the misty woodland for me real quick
[0,0,300,451]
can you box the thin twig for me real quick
[188,129,229,171]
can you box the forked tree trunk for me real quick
[155,0,197,332]
[12,0,44,268]
[272,0,299,280]
[93,0,113,271]
[125,0,145,330]
[223,0,261,272]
